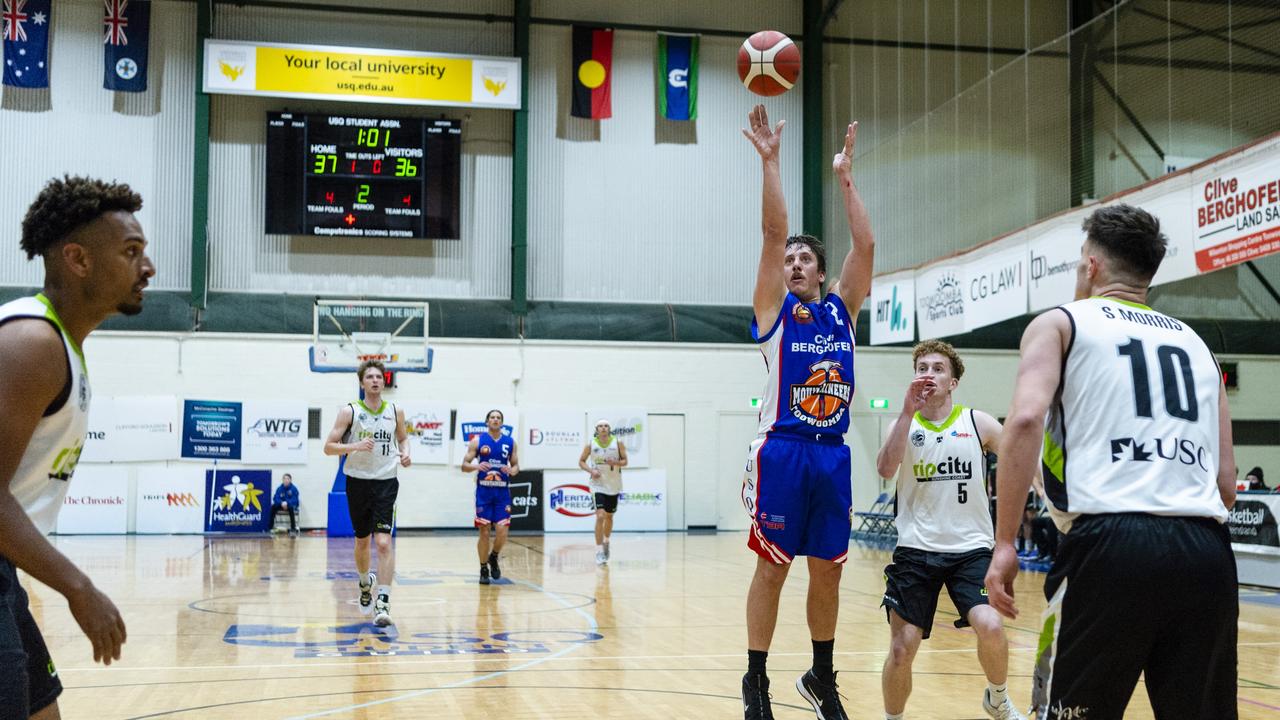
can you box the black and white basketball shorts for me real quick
[0,554,62,716]
[345,476,399,537]
[593,492,619,514]
[881,546,992,639]
[1032,513,1237,720]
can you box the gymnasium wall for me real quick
[841,0,1280,274]
[78,331,1280,533]
[0,0,196,292]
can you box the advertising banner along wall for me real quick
[56,466,129,534]
[205,469,272,532]
[1194,156,1280,273]
[136,467,206,534]
[454,404,519,460]
[585,408,649,468]
[543,469,667,532]
[914,264,966,339]
[242,400,307,464]
[868,272,915,346]
[183,400,243,460]
[962,240,1028,332]
[81,396,179,463]
[400,402,451,465]
[203,39,522,109]
[521,408,586,470]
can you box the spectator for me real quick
[270,473,300,535]
[1245,466,1268,492]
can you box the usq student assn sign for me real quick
[203,40,521,109]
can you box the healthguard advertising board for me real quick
[205,469,272,532]
[203,39,521,109]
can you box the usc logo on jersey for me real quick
[789,360,852,428]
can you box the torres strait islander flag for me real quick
[571,25,612,119]
[657,32,697,121]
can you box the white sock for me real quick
[596,544,604,552]
[376,584,391,599]
[885,713,903,720]
[988,682,1008,705]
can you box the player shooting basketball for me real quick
[739,104,873,720]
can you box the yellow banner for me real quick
[256,48,471,102]
[203,40,521,109]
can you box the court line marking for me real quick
[285,577,601,720]
[62,646,1028,674]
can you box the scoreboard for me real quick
[265,112,461,239]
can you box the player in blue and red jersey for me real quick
[461,409,519,585]
[739,105,874,720]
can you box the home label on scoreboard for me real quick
[266,111,461,239]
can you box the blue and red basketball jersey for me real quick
[751,292,856,439]
[475,433,514,487]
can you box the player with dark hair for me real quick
[324,360,409,627]
[986,203,1239,719]
[1,176,154,718]
[739,104,874,720]
[462,409,519,585]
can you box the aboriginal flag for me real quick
[571,25,612,119]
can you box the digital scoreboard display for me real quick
[265,112,461,239]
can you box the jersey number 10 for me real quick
[1117,338,1198,422]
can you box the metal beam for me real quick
[819,0,845,31]
[1105,14,1280,54]
[511,0,530,317]
[1101,53,1280,75]
[1244,261,1280,310]
[802,0,824,240]
[1131,5,1280,62]
[1093,70,1164,160]
[190,0,212,311]
[1069,0,1098,206]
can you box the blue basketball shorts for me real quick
[741,434,852,564]
[475,485,512,528]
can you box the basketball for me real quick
[738,30,800,97]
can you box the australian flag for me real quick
[104,0,150,92]
[2,0,51,88]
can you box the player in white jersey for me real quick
[986,204,1238,720]
[0,177,154,717]
[578,419,628,565]
[324,360,409,627]
[875,340,1026,720]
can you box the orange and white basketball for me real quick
[737,30,800,97]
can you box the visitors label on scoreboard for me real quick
[203,39,521,109]
[1194,157,1280,272]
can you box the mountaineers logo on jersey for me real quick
[790,359,852,428]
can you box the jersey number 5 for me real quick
[1117,338,1198,422]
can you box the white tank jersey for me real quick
[0,295,91,535]
[894,406,993,552]
[342,400,400,480]
[1043,297,1226,533]
[587,435,623,495]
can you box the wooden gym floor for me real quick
[24,533,1280,719]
